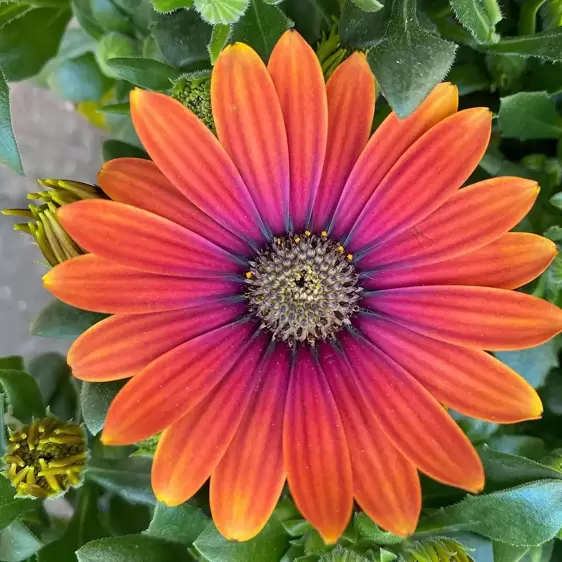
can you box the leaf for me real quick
[27,352,76,421]
[146,503,210,546]
[366,0,458,117]
[0,370,45,423]
[72,0,105,39]
[90,0,133,33]
[353,513,404,546]
[47,53,112,102]
[230,0,294,61]
[493,543,529,562]
[81,380,126,435]
[55,25,98,61]
[0,521,42,562]
[77,535,191,562]
[106,57,180,90]
[37,484,109,562]
[150,0,193,13]
[208,23,231,64]
[479,445,562,489]
[102,139,149,161]
[488,436,546,461]
[447,62,490,95]
[498,92,562,140]
[30,299,108,340]
[150,10,213,69]
[340,0,386,50]
[318,546,369,562]
[350,0,383,11]
[480,28,562,62]
[0,478,35,530]
[86,457,156,505]
[417,480,562,546]
[450,0,498,43]
[194,0,249,24]
[95,32,138,78]
[107,496,152,536]
[0,7,71,81]
[280,0,339,44]
[0,357,23,371]
[194,517,290,562]
[0,71,23,175]
[496,340,559,389]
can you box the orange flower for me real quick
[44,31,561,543]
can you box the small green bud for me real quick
[316,20,348,80]
[2,179,104,266]
[3,416,88,499]
[172,73,215,132]
[403,539,473,562]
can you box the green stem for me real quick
[518,0,548,35]
[483,0,503,25]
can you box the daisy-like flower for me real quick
[43,31,562,543]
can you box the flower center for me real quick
[245,232,361,345]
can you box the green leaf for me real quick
[0,71,23,175]
[418,480,562,546]
[486,54,527,91]
[47,53,112,102]
[353,513,404,546]
[106,57,180,90]
[480,28,562,62]
[0,7,71,81]
[488,436,546,461]
[230,0,293,61]
[493,543,529,562]
[150,0,192,13]
[479,445,562,488]
[498,92,562,140]
[450,0,498,43]
[0,521,42,562]
[281,0,339,44]
[28,352,76,421]
[38,483,108,562]
[208,23,231,64]
[350,0,383,11]
[340,1,386,50]
[194,517,290,562]
[86,457,156,505]
[95,32,138,78]
[90,0,133,33]
[107,495,152,536]
[194,0,249,24]
[0,478,35,530]
[30,299,108,340]
[366,0,458,117]
[81,380,126,435]
[102,139,149,161]
[55,24,99,60]
[77,535,191,562]
[0,357,23,371]
[146,503,210,546]
[318,546,369,562]
[496,340,559,389]
[447,62,490,95]
[0,370,45,423]
[72,0,105,39]
[150,10,213,69]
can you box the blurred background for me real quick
[0,83,105,358]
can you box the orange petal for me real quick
[213,43,289,235]
[210,344,290,541]
[344,108,492,251]
[359,177,539,270]
[363,286,562,351]
[152,333,270,506]
[362,232,557,291]
[130,89,265,244]
[312,53,375,231]
[340,332,484,493]
[284,347,353,544]
[98,158,251,256]
[268,31,328,231]
[58,200,242,277]
[357,314,543,423]
[43,254,240,314]
[101,321,258,445]
[68,302,246,381]
[319,343,421,536]
[330,83,458,240]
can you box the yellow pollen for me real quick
[294,236,301,243]
[321,231,328,237]
[347,254,353,261]
[337,245,344,253]
[305,230,311,236]
[245,271,253,279]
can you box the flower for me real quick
[4,417,88,498]
[42,30,562,543]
